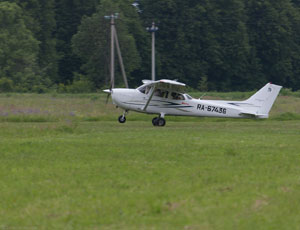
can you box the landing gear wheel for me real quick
[157,118,166,127]
[118,115,126,123]
[152,117,166,127]
[152,117,159,126]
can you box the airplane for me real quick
[104,79,282,126]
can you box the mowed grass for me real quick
[0,93,300,229]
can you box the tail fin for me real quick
[245,83,282,117]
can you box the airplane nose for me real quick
[111,89,118,101]
[111,89,126,104]
[103,89,111,94]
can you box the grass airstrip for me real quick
[0,91,300,229]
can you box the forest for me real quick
[0,0,300,92]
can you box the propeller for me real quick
[104,75,115,104]
[103,86,112,104]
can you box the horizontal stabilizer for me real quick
[239,112,269,119]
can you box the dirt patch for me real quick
[252,196,269,211]
[280,186,292,193]
[166,202,181,211]
[218,186,233,192]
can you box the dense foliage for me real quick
[0,0,300,92]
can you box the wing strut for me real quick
[142,86,156,111]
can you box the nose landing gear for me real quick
[118,110,128,124]
[118,115,126,123]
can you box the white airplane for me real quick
[104,79,282,126]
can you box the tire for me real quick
[152,117,159,126]
[118,115,126,123]
[157,118,166,127]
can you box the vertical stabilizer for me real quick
[245,83,282,115]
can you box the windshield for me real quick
[138,85,151,94]
[185,94,193,100]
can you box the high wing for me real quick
[142,79,186,111]
[142,79,186,93]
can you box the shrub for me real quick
[32,85,48,94]
[65,74,95,93]
[0,77,14,92]
[280,88,293,96]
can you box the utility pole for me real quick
[104,13,129,88]
[147,22,159,81]
[104,13,118,89]
[114,27,129,88]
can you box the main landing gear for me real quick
[152,115,166,127]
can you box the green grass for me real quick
[1,92,300,123]
[0,93,300,229]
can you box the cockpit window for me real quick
[171,92,185,100]
[138,86,151,94]
[138,86,188,101]
[154,89,163,97]
[138,86,146,94]
[154,89,169,98]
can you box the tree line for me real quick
[0,0,300,92]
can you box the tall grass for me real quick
[0,91,300,123]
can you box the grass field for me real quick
[1,92,300,230]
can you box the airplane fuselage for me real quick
[110,88,259,119]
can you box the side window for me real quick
[145,86,151,94]
[154,89,162,97]
[178,94,185,100]
[154,89,168,98]
[171,92,185,100]
[165,91,169,98]
[171,92,177,99]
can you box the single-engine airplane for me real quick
[104,79,282,126]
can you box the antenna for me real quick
[146,22,159,81]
